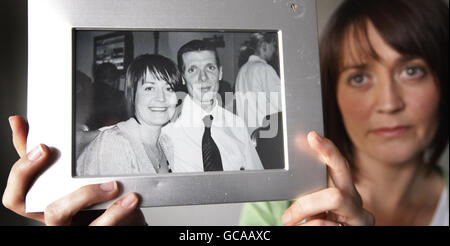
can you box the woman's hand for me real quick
[281,131,374,226]
[2,115,147,226]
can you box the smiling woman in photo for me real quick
[76,54,180,176]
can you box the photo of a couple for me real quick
[74,31,285,177]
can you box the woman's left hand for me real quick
[281,131,375,226]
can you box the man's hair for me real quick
[177,39,221,73]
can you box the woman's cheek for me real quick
[338,89,372,131]
[402,83,440,141]
[405,84,440,123]
[168,93,178,106]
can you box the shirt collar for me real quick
[248,55,267,64]
[179,95,221,127]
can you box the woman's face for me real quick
[337,22,440,165]
[134,68,178,127]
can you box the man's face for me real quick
[181,50,222,105]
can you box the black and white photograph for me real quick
[74,30,285,177]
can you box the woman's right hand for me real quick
[281,131,375,226]
[2,115,147,226]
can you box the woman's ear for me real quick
[219,66,223,81]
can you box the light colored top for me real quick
[239,169,449,226]
[159,95,264,173]
[235,55,281,135]
[429,170,449,226]
[76,118,159,176]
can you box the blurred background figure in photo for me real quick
[76,62,128,132]
[235,32,282,137]
[75,70,94,131]
[252,111,285,170]
[90,62,128,129]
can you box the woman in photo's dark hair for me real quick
[241,0,448,226]
[76,54,180,176]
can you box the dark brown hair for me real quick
[320,0,449,170]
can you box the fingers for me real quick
[283,132,374,226]
[89,193,146,226]
[44,181,120,226]
[282,187,352,226]
[307,131,356,194]
[2,144,51,221]
[282,186,373,226]
[9,115,29,158]
[298,219,341,226]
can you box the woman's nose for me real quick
[156,88,166,102]
[375,77,405,114]
[198,69,208,82]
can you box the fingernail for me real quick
[100,181,116,192]
[313,131,324,143]
[28,145,44,161]
[121,193,137,208]
[8,116,15,131]
[282,210,291,224]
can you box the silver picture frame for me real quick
[26,0,326,212]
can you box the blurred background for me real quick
[0,0,448,225]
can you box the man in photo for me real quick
[159,39,264,173]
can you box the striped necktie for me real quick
[202,115,223,171]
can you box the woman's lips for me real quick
[370,126,412,138]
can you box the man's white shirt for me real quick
[159,95,264,173]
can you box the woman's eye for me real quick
[399,66,426,80]
[348,73,369,87]
[144,86,154,91]
[207,65,217,71]
[166,87,174,92]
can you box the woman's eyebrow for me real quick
[340,64,367,72]
[395,55,423,65]
[142,81,156,85]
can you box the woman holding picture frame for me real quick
[2,0,448,226]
